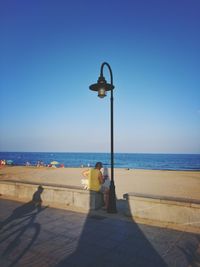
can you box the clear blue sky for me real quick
[0,0,200,153]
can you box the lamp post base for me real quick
[107,180,117,213]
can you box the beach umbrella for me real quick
[6,160,14,165]
[50,161,59,165]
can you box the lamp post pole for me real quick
[89,62,117,213]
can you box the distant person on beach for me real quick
[0,160,6,166]
[82,162,104,192]
[36,161,40,167]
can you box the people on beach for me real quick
[36,161,45,167]
[36,161,41,167]
[82,162,110,209]
[0,160,6,166]
[82,162,104,192]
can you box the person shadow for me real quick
[54,172,169,267]
[0,185,48,267]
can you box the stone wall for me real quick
[124,192,200,228]
[0,180,103,211]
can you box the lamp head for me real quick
[89,75,114,98]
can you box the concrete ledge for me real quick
[123,192,200,228]
[0,180,103,211]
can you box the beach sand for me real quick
[0,166,200,200]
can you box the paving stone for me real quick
[0,199,200,267]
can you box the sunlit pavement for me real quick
[0,199,200,267]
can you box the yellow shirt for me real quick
[88,168,101,192]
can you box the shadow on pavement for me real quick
[179,235,200,266]
[0,185,48,267]
[0,186,199,266]
[55,191,168,267]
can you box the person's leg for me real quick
[104,189,109,209]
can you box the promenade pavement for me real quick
[0,198,200,267]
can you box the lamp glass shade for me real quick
[98,88,106,98]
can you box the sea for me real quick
[0,152,200,171]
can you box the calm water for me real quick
[0,152,200,171]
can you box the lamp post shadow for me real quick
[55,191,168,267]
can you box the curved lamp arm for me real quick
[100,62,113,86]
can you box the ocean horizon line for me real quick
[0,151,200,155]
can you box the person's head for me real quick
[38,185,44,193]
[95,162,103,170]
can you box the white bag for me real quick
[81,178,88,190]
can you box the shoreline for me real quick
[1,164,200,172]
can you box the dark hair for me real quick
[95,162,103,168]
[38,185,44,192]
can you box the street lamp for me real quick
[89,62,117,213]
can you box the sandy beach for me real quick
[0,166,200,200]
